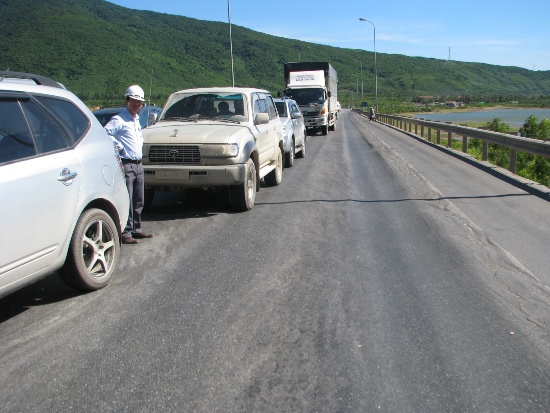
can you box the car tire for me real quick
[229,158,256,211]
[144,187,155,209]
[322,125,329,135]
[296,135,306,159]
[285,140,295,168]
[58,208,120,291]
[265,147,283,187]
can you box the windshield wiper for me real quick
[211,117,241,124]
[163,117,197,122]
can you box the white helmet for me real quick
[124,85,145,102]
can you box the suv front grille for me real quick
[149,145,201,164]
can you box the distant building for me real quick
[445,101,464,107]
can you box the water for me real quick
[413,108,550,128]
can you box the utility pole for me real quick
[227,0,235,87]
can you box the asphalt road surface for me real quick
[1,110,549,412]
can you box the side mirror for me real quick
[254,113,269,125]
[147,113,158,126]
[328,91,332,97]
[293,112,303,119]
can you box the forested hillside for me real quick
[2,0,550,107]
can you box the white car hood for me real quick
[143,121,249,144]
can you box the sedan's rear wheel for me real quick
[285,140,295,168]
[296,135,306,159]
[59,208,120,291]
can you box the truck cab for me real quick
[283,62,338,136]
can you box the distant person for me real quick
[104,85,154,245]
[369,106,376,121]
[218,101,233,115]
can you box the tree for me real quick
[485,117,510,133]
[538,118,550,140]
[519,115,539,138]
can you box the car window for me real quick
[21,100,70,154]
[0,99,37,164]
[252,93,268,116]
[275,102,287,117]
[252,93,277,121]
[36,96,89,144]
[265,95,278,120]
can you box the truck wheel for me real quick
[285,140,295,168]
[265,147,283,187]
[229,158,256,211]
[58,208,120,291]
[330,121,336,131]
[322,125,329,135]
[296,136,306,159]
[144,187,155,209]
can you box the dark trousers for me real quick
[123,163,144,237]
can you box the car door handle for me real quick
[58,168,78,185]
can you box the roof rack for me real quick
[0,71,64,89]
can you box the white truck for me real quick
[283,62,338,136]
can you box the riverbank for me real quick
[400,105,550,132]
[403,104,525,116]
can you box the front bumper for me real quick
[304,116,328,128]
[144,164,246,188]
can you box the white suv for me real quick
[274,97,306,167]
[0,71,130,298]
[142,87,284,211]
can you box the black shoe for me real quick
[122,236,139,244]
[132,232,154,239]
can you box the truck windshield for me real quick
[285,88,324,105]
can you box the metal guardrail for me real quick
[365,112,550,174]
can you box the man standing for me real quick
[105,85,154,244]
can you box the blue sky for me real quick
[107,0,550,71]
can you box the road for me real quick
[1,110,549,412]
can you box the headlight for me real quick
[201,143,239,158]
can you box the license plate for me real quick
[155,170,189,180]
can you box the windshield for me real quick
[285,88,325,105]
[160,92,247,122]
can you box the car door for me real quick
[252,92,275,168]
[0,97,81,289]
[264,94,282,159]
[290,101,305,146]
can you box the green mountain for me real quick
[2,0,550,107]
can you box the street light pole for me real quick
[228,0,235,87]
[355,75,359,105]
[353,58,363,102]
[359,18,377,112]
